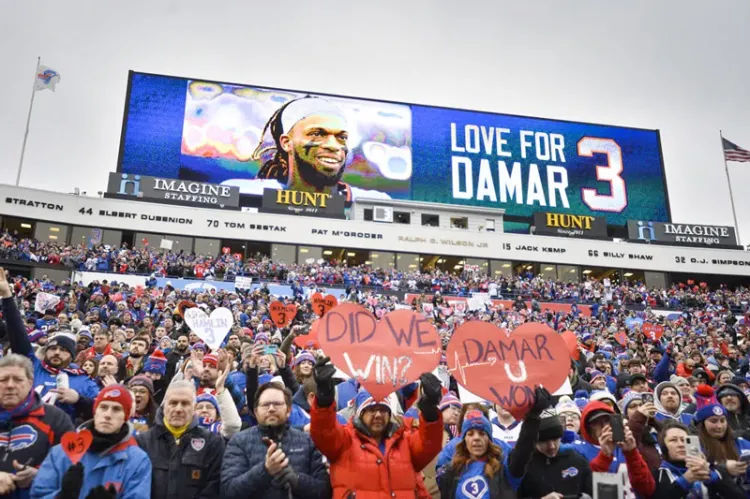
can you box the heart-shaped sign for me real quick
[318,303,441,401]
[61,429,93,464]
[184,307,233,351]
[422,303,434,315]
[312,293,338,317]
[642,323,664,341]
[375,309,386,319]
[560,331,580,361]
[294,319,320,350]
[615,330,628,347]
[269,302,297,328]
[447,321,569,420]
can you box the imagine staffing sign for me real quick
[627,221,738,248]
[107,173,240,209]
[533,212,608,239]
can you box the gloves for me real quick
[313,356,336,407]
[273,466,300,490]
[525,385,553,420]
[85,485,118,499]
[417,372,442,422]
[60,463,84,499]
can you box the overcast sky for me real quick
[2,1,749,242]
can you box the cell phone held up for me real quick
[609,414,625,443]
[641,393,654,405]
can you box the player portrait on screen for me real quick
[222,96,390,201]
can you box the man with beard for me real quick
[118,335,150,380]
[717,383,750,439]
[166,334,190,382]
[0,268,99,421]
[654,381,694,425]
[193,353,244,414]
[223,96,389,201]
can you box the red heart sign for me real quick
[61,430,93,464]
[560,331,580,361]
[294,320,320,350]
[615,331,628,347]
[318,303,441,401]
[312,293,338,317]
[642,323,664,341]
[447,321,569,420]
[269,302,297,328]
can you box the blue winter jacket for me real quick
[31,424,152,499]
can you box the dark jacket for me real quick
[221,423,330,499]
[135,412,225,499]
[654,460,745,499]
[717,384,750,439]
[0,392,74,499]
[517,448,593,498]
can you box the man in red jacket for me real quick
[310,357,444,499]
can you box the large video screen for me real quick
[118,72,671,224]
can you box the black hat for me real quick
[629,373,648,385]
[46,333,76,358]
[538,413,564,442]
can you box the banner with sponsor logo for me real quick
[627,221,738,248]
[117,72,669,225]
[533,212,608,239]
[106,172,240,210]
[259,189,346,219]
[3,184,749,277]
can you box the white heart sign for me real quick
[184,307,233,351]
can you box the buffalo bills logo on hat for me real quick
[105,389,121,398]
[191,437,205,452]
[713,406,724,416]
[562,467,579,478]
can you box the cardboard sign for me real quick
[615,331,628,347]
[312,293,338,317]
[34,292,60,314]
[561,331,580,361]
[61,430,93,464]
[422,303,434,315]
[294,320,320,350]
[318,303,441,401]
[447,321,569,420]
[642,323,664,341]
[184,307,233,350]
[269,302,297,328]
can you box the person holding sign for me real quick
[32,384,152,499]
[310,357,444,499]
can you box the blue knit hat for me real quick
[618,391,642,414]
[461,410,492,438]
[293,351,316,367]
[191,342,207,352]
[143,350,168,376]
[438,393,461,411]
[354,389,390,417]
[196,393,221,419]
[694,385,727,424]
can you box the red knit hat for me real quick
[203,353,219,368]
[94,384,134,417]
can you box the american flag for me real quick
[723,137,750,163]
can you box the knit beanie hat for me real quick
[196,393,221,419]
[694,385,727,424]
[203,353,219,368]
[618,391,643,414]
[47,332,76,358]
[254,333,270,344]
[555,396,581,418]
[293,351,316,367]
[95,384,134,418]
[28,330,46,343]
[438,393,462,411]
[143,350,168,376]
[127,375,155,398]
[355,390,391,417]
[461,410,492,439]
[574,390,590,411]
[670,375,690,387]
[538,409,564,441]
[191,342,207,352]
[589,370,606,383]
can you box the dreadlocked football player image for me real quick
[222,96,390,201]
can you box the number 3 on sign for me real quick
[579,137,627,213]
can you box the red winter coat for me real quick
[310,399,443,499]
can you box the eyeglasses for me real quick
[258,401,286,409]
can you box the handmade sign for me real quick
[642,323,664,341]
[625,317,644,330]
[185,307,233,351]
[422,303,434,315]
[447,321,569,420]
[34,292,60,314]
[269,302,297,328]
[62,430,93,465]
[294,320,320,350]
[318,303,441,401]
[615,331,628,347]
[312,293,338,317]
[560,331,580,361]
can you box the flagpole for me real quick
[16,56,40,187]
[720,130,741,243]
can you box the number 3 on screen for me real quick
[578,137,627,212]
